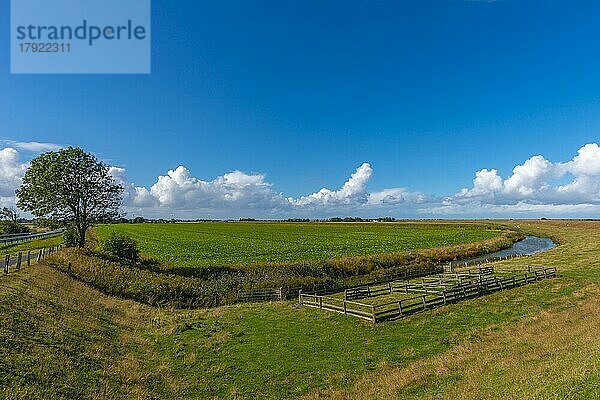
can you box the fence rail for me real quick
[299,266,558,323]
[343,265,496,301]
[238,287,283,302]
[0,229,65,245]
[2,245,63,274]
[446,253,525,270]
[299,294,376,321]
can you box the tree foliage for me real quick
[0,221,29,235]
[63,228,79,248]
[0,206,27,234]
[0,207,19,223]
[16,147,123,247]
[101,232,140,263]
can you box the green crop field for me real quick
[94,222,503,267]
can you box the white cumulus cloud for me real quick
[445,143,600,212]
[3,141,62,153]
[457,168,503,200]
[108,166,158,208]
[2,141,599,219]
[0,148,28,198]
[367,188,428,206]
[144,166,285,210]
[289,163,373,207]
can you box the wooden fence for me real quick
[298,294,377,321]
[2,245,63,274]
[305,266,444,298]
[234,264,443,305]
[299,266,558,323]
[446,253,524,271]
[238,287,283,302]
[237,264,443,305]
[344,265,496,301]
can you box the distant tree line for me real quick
[103,216,400,224]
[326,217,397,222]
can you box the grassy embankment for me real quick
[1,221,598,399]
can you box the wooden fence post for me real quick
[37,249,42,262]
[16,253,22,270]
[298,289,302,303]
[3,254,8,274]
[27,251,31,266]
[371,305,376,323]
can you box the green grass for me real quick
[0,261,585,399]
[146,278,581,399]
[1,220,599,399]
[0,266,166,399]
[95,222,503,267]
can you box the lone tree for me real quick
[16,147,124,247]
[0,207,19,223]
[0,206,27,234]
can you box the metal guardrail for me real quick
[0,229,65,245]
[0,232,35,239]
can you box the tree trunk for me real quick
[77,224,87,248]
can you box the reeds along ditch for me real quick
[42,231,522,309]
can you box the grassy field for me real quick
[1,221,599,399]
[94,222,504,267]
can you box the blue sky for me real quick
[1,0,600,218]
